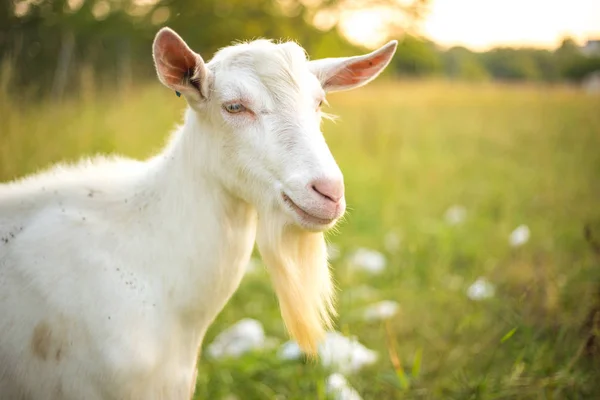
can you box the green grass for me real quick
[2,79,600,399]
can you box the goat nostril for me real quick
[313,185,334,202]
[311,179,344,203]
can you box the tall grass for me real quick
[2,76,600,399]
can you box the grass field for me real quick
[2,79,600,399]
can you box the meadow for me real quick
[1,78,600,399]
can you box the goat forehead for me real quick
[214,40,307,73]
[213,40,314,102]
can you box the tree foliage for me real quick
[392,34,600,84]
[1,0,598,101]
[393,35,442,76]
[3,0,421,98]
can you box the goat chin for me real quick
[256,210,336,356]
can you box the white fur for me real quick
[0,29,396,399]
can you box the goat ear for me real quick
[152,27,210,101]
[308,40,397,93]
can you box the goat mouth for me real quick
[282,193,336,227]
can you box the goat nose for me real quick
[311,178,344,203]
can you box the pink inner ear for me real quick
[155,31,198,88]
[325,51,391,88]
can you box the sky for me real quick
[340,0,600,51]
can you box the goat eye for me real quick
[317,100,323,110]
[224,103,246,113]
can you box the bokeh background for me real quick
[1,0,600,399]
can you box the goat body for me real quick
[0,28,397,399]
[0,114,257,399]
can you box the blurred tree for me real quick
[8,0,595,96]
[442,46,489,81]
[0,0,431,100]
[562,56,600,81]
[554,37,600,82]
[391,34,442,76]
[480,48,542,81]
[529,49,561,82]
[555,37,581,59]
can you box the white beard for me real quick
[256,211,336,355]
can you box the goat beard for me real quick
[256,212,336,356]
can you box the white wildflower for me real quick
[278,332,377,374]
[466,277,495,300]
[319,332,378,374]
[207,319,266,359]
[326,373,363,400]
[363,300,399,321]
[278,340,303,361]
[348,248,386,274]
[509,225,530,247]
[444,205,467,225]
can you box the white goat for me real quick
[0,28,396,399]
